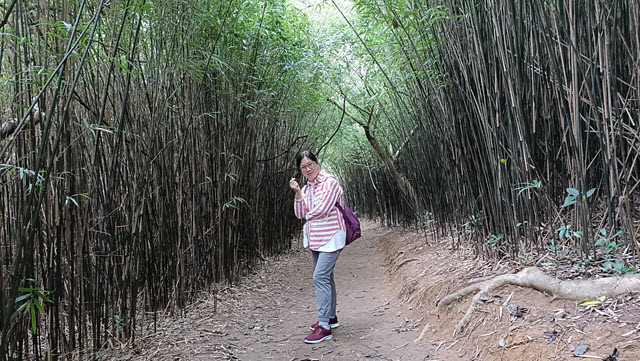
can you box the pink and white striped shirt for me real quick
[294,171,346,249]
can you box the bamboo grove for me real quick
[1,0,640,359]
[0,0,325,359]
[337,0,639,260]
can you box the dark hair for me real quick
[296,151,318,168]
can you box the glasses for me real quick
[300,162,316,171]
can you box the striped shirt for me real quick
[294,171,346,249]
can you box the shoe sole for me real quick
[304,334,333,344]
[309,323,340,331]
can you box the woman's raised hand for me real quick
[289,178,301,192]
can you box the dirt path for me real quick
[112,222,640,361]
[123,223,429,361]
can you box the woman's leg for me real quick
[312,251,340,325]
[329,271,337,318]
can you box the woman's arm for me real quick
[290,178,308,219]
[294,193,308,219]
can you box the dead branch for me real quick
[395,258,419,271]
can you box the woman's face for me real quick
[299,157,319,181]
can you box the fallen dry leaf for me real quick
[507,304,523,318]
[543,329,558,344]
[602,348,621,361]
[572,344,588,356]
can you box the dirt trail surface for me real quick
[111,223,640,361]
[117,223,430,360]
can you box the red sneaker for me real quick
[309,316,339,330]
[304,325,332,343]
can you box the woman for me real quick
[289,151,346,344]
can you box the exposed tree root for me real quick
[394,258,419,271]
[415,267,640,341]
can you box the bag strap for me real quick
[325,175,346,213]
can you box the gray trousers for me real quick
[311,250,340,323]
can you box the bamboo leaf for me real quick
[113,58,133,75]
[34,299,44,313]
[561,196,576,208]
[566,188,579,196]
[11,302,29,319]
[66,196,79,207]
[15,294,31,303]
[34,290,53,303]
[579,298,603,307]
[31,306,37,334]
[93,127,114,134]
